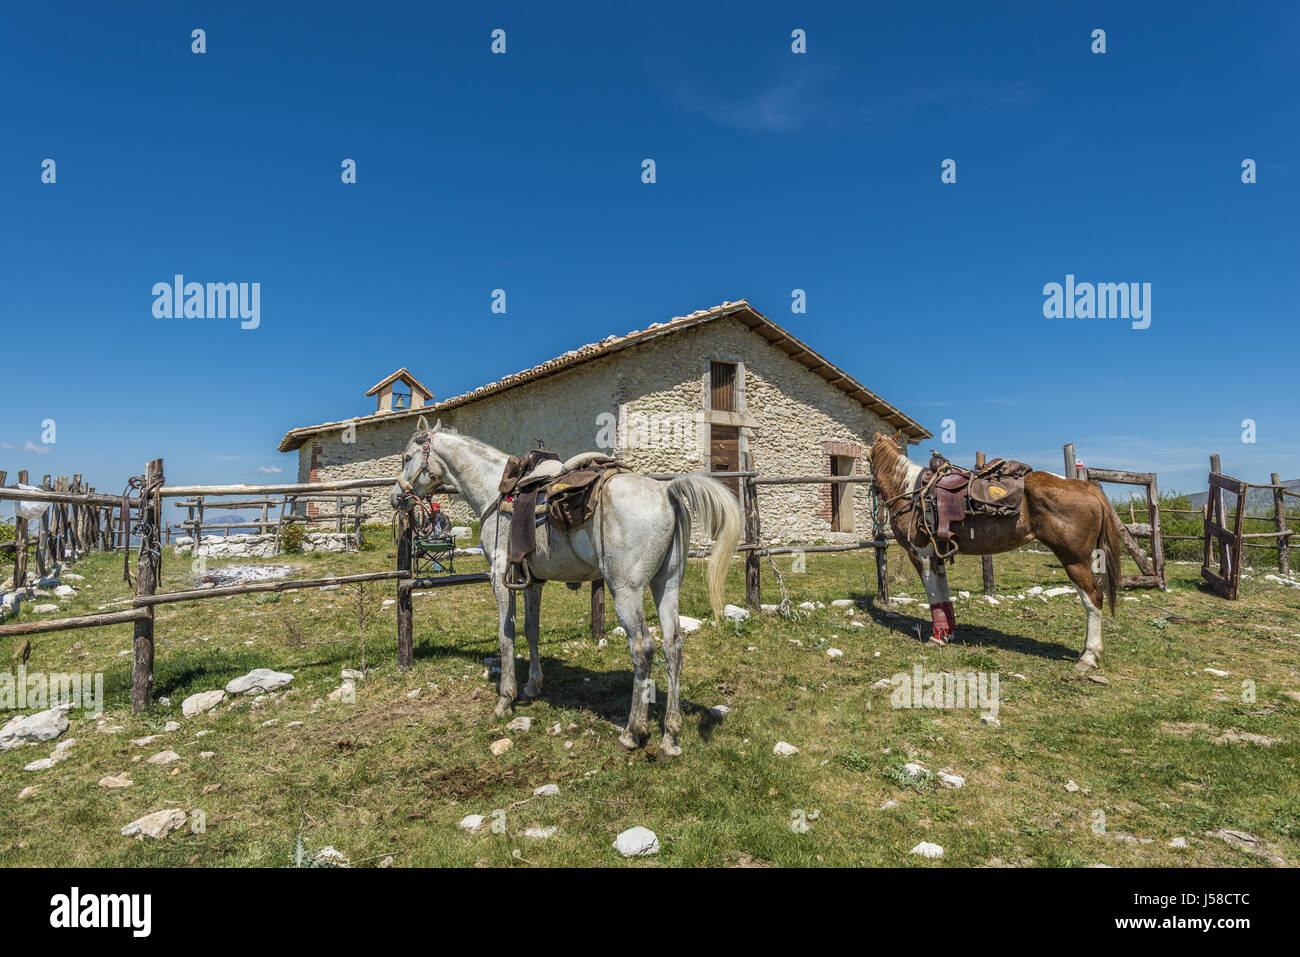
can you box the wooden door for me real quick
[711,425,740,495]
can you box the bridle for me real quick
[396,431,435,496]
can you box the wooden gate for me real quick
[1202,468,1246,600]
[1063,444,1165,588]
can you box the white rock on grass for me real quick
[981,714,1001,727]
[163,721,181,733]
[99,772,132,789]
[1044,586,1076,598]
[182,690,226,717]
[678,615,702,633]
[1203,668,1231,678]
[773,741,799,756]
[33,604,59,614]
[121,808,186,840]
[613,826,659,857]
[505,716,532,733]
[147,750,181,765]
[533,783,560,797]
[313,846,350,867]
[707,704,731,720]
[225,668,294,695]
[0,708,69,750]
[910,841,944,859]
[490,738,512,756]
[1169,837,1188,849]
[723,604,750,623]
[826,648,843,659]
[938,771,965,789]
[546,722,562,736]
[53,584,76,597]
[524,825,556,839]
[459,814,486,832]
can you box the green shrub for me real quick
[279,523,305,554]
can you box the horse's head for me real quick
[390,416,447,510]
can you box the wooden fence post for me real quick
[1210,454,1227,575]
[1273,472,1290,576]
[396,515,414,669]
[875,544,890,603]
[1063,443,1081,479]
[743,474,761,608]
[976,452,995,595]
[1147,471,1165,588]
[13,470,29,589]
[132,458,163,712]
[590,580,605,639]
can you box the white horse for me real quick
[390,419,742,756]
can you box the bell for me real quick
[393,393,408,410]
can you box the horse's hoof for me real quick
[492,697,514,718]
[1075,656,1098,672]
[658,739,682,758]
[617,728,642,751]
[521,680,543,699]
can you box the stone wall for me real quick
[293,316,906,542]
[174,532,356,558]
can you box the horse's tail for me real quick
[665,474,743,620]
[1092,484,1123,615]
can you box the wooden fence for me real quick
[1063,443,1166,589]
[170,491,366,551]
[0,461,436,711]
[1201,454,1297,599]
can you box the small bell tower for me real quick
[365,368,434,414]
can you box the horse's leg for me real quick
[521,582,544,699]
[911,545,956,645]
[1063,561,1104,670]
[490,577,518,717]
[651,555,684,758]
[612,584,655,751]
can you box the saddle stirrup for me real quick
[503,560,533,591]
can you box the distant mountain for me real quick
[1186,478,1300,515]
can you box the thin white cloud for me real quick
[258,465,283,474]
[22,441,51,455]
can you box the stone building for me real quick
[276,300,929,542]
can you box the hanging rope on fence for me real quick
[121,472,164,590]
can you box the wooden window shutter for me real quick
[710,361,736,412]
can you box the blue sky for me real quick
[2,1,1296,516]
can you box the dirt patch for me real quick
[423,755,545,801]
[1160,721,1283,746]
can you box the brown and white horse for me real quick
[868,432,1123,670]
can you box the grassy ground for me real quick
[2,540,1298,868]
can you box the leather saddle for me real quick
[485,448,629,589]
[918,452,1033,550]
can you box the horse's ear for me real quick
[892,429,907,447]
[416,415,430,433]
[432,419,442,433]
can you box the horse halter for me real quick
[396,432,434,495]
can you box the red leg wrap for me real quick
[929,601,956,643]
